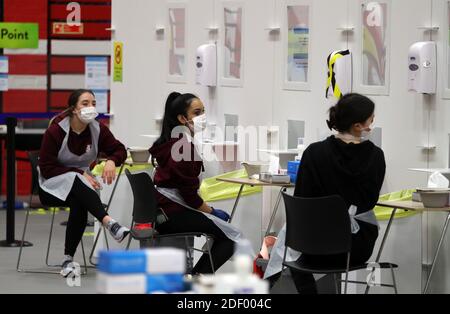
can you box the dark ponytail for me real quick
[326,93,375,132]
[153,91,199,147]
[326,106,337,131]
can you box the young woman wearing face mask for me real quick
[38,89,129,277]
[268,93,385,294]
[148,92,238,274]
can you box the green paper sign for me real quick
[113,41,123,82]
[0,23,39,49]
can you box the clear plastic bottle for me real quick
[231,240,268,294]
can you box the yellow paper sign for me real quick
[113,41,123,82]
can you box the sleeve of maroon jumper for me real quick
[98,123,127,166]
[170,159,204,209]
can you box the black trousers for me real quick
[283,221,379,294]
[156,210,235,274]
[39,176,108,257]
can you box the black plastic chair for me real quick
[124,169,215,273]
[16,151,88,274]
[281,191,398,294]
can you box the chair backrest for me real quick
[282,191,352,256]
[125,169,160,224]
[27,151,40,196]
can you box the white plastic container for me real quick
[417,188,450,208]
[128,147,150,163]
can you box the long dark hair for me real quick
[153,92,199,147]
[49,89,95,126]
[66,89,95,117]
[326,93,375,133]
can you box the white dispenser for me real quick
[195,44,217,86]
[408,41,436,94]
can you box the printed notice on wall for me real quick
[85,57,109,90]
[113,42,123,82]
[167,6,186,83]
[0,74,8,91]
[362,1,387,86]
[224,6,243,80]
[287,5,309,83]
[0,56,9,73]
[93,90,108,113]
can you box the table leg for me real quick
[365,207,397,294]
[229,184,244,223]
[105,163,125,211]
[264,188,283,237]
[423,212,450,294]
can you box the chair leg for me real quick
[184,236,194,274]
[344,253,350,294]
[45,208,58,267]
[390,265,398,294]
[125,234,132,250]
[16,208,61,275]
[103,226,110,250]
[206,236,215,274]
[89,224,102,266]
[333,274,340,294]
[80,239,88,275]
[126,218,134,250]
[16,209,31,272]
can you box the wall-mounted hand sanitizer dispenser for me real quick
[408,41,436,94]
[326,49,352,99]
[196,44,216,87]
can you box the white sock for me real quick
[63,255,73,263]
[106,218,116,230]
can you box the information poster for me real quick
[93,90,108,113]
[168,7,186,79]
[287,5,309,83]
[85,56,109,90]
[362,1,388,86]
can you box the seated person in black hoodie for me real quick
[290,93,386,294]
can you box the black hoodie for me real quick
[294,135,386,215]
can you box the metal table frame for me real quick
[217,178,294,237]
[373,200,450,294]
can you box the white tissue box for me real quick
[97,272,147,294]
[146,248,186,274]
[98,248,186,275]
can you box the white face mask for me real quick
[189,113,207,133]
[78,107,98,124]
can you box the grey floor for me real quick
[0,209,97,294]
[0,207,299,294]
